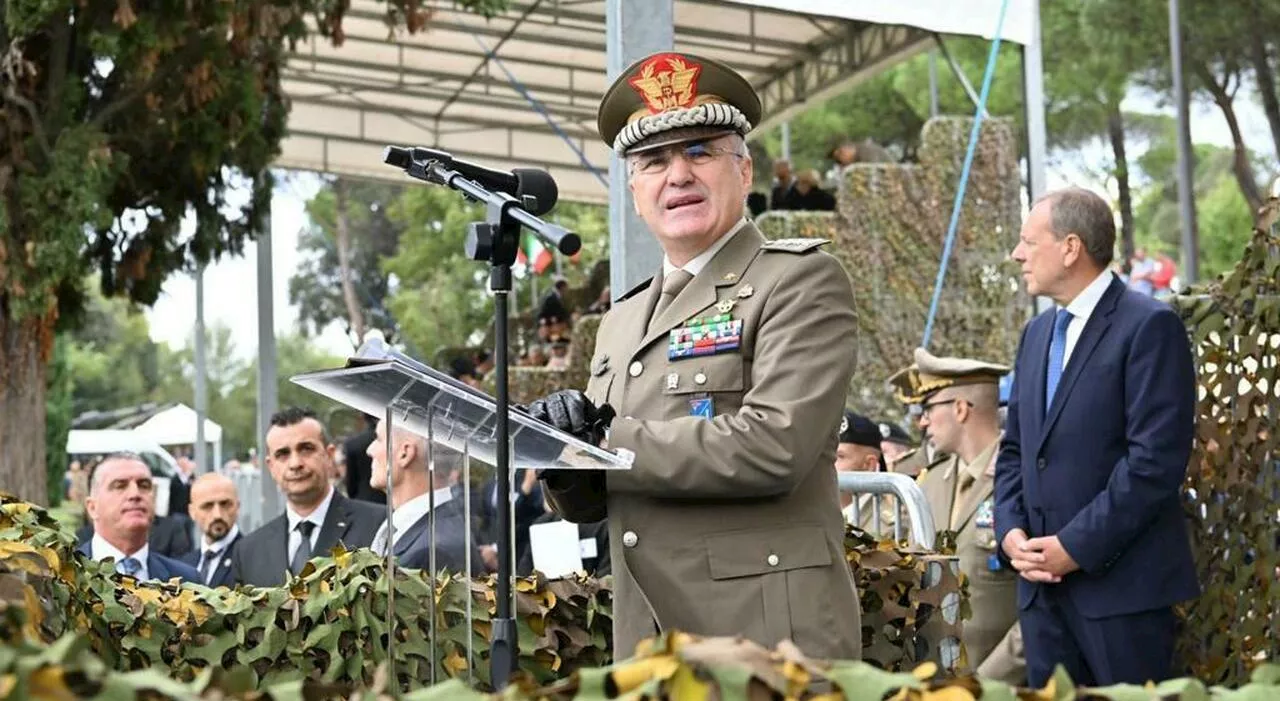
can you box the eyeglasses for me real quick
[920,398,959,413]
[629,139,743,175]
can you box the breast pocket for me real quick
[661,353,745,419]
[586,355,616,407]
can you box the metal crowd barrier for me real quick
[228,469,266,534]
[837,471,936,551]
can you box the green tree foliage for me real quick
[382,184,607,364]
[64,287,172,416]
[1128,115,1273,280]
[289,179,406,347]
[0,0,506,505]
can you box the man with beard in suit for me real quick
[232,407,384,587]
[181,473,242,587]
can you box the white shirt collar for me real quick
[92,534,149,570]
[1062,269,1114,322]
[662,217,748,278]
[203,524,240,555]
[390,486,453,540]
[286,485,335,533]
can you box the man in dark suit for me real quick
[180,472,242,587]
[232,407,385,587]
[995,187,1198,687]
[79,454,201,583]
[366,421,481,576]
[342,414,384,504]
[537,277,570,327]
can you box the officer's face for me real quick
[629,135,753,262]
[1011,200,1076,300]
[917,393,962,453]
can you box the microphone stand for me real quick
[389,149,579,690]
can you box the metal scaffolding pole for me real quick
[606,0,672,298]
[1169,0,1200,285]
[194,263,208,474]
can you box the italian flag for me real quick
[517,231,554,274]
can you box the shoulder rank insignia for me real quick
[761,238,829,254]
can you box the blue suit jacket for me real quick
[77,541,202,583]
[994,276,1199,619]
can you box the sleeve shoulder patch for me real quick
[761,238,830,254]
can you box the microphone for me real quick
[383,146,559,216]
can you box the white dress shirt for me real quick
[1060,269,1115,367]
[286,486,335,562]
[92,534,150,581]
[372,486,453,555]
[198,524,240,581]
[661,217,748,278]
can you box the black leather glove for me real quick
[525,389,616,447]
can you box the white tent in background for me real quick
[134,403,223,472]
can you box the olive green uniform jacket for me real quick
[544,223,862,661]
[918,439,1023,683]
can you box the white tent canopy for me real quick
[277,0,1036,204]
[134,404,223,471]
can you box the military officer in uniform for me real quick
[525,51,861,661]
[836,410,898,537]
[888,348,1024,684]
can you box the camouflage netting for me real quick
[758,117,1027,420]
[0,495,969,694]
[505,314,599,405]
[1169,209,1280,686]
[5,625,1279,700]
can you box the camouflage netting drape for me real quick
[0,495,966,693]
[1170,215,1280,686]
[758,117,1027,420]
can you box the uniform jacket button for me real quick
[1036,457,1047,470]
[622,531,639,548]
[628,361,644,377]
[767,554,779,566]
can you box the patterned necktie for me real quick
[290,521,316,575]
[200,548,222,584]
[118,556,142,577]
[1045,308,1074,413]
[649,269,694,331]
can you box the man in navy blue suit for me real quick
[995,187,1198,687]
[78,454,201,583]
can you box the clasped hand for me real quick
[522,390,615,447]
[1002,529,1079,583]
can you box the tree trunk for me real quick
[1,310,51,506]
[1107,105,1135,273]
[1195,65,1264,219]
[1247,8,1280,157]
[332,180,367,346]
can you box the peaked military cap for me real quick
[598,51,762,156]
[887,347,1010,405]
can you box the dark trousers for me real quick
[1021,586,1176,687]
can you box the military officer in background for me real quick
[889,348,1024,684]
[526,51,861,661]
[835,410,898,536]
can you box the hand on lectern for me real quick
[525,390,615,446]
